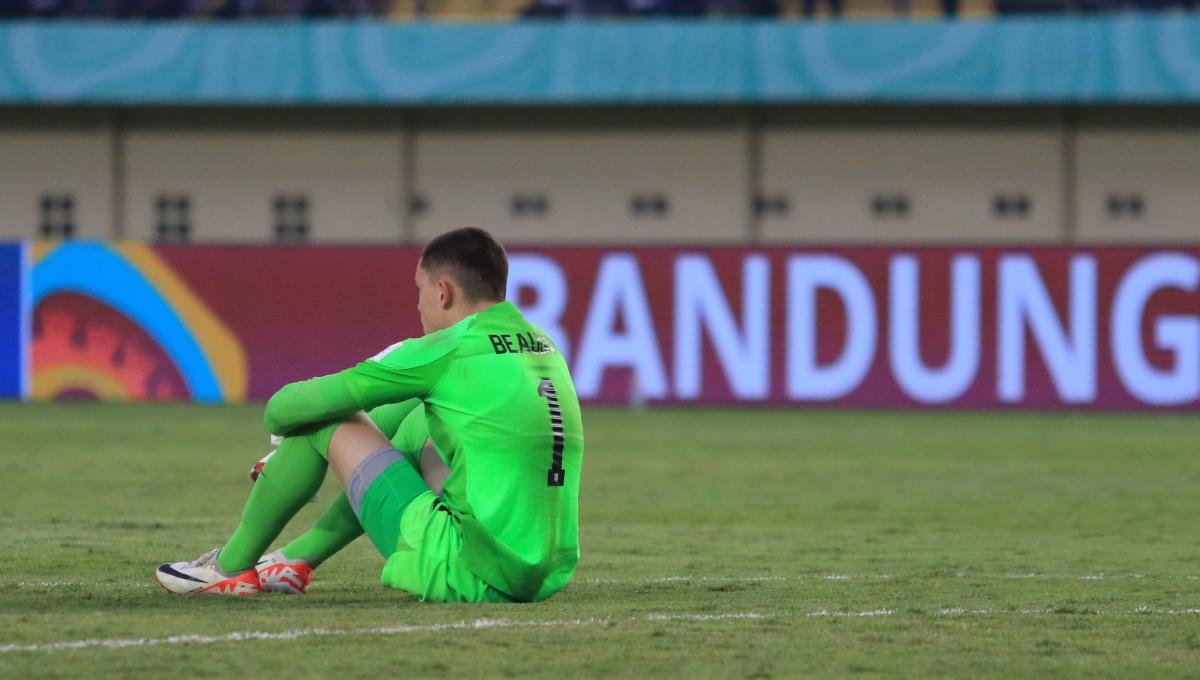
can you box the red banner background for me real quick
[150,245,1200,410]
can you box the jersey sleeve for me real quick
[263,330,459,436]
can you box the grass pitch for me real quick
[1,402,1199,678]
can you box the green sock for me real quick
[217,434,328,574]
[279,493,363,568]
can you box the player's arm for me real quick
[263,346,453,436]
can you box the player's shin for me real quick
[217,434,328,574]
[279,492,363,568]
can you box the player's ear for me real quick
[436,275,455,310]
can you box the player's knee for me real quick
[328,412,398,483]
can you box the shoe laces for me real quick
[190,548,222,569]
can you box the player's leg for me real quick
[218,432,332,574]
[155,408,442,597]
[327,411,427,508]
[259,404,443,593]
[262,441,444,583]
[418,439,449,496]
[157,400,415,596]
[155,432,329,595]
[374,496,511,603]
[388,403,450,494]
[254,410,430,594]
[267,401,421,566]
[332,414,505,603]
[253,492,358,594]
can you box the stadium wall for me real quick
[1,107,1199,246]
[3,241,1199,411]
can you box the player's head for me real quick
[416,227,508,333]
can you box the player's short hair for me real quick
[419,227,508,302]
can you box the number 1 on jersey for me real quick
[538,378,566,487]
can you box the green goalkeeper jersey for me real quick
[264,301,584,602]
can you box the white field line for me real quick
[1134,606,1200,615]
[0,612,762,654]
[4,606,1200,655]
[645,612,768,622]
[806,609,895,617]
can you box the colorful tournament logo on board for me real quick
[30,242,246,403]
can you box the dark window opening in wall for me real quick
[409,193,430,218]
[1106,192,1145,219]
[631,193,670,219]
[39,193,76,239]
[155,193,192,243]
[511,193,549,219]
[753,194,790,218]
[993,193,1033,220]
[870,193,910,219]
[274,193,310,244]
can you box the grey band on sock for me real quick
[348,447,404,518]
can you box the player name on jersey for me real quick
[489,332,550,355]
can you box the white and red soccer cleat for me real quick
[155,548,262,596]
[256,550,314,594]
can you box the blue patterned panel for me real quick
[0,17,1197,104]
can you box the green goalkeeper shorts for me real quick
[358,470,511,604]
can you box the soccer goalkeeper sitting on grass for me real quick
[155,227,584,603]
